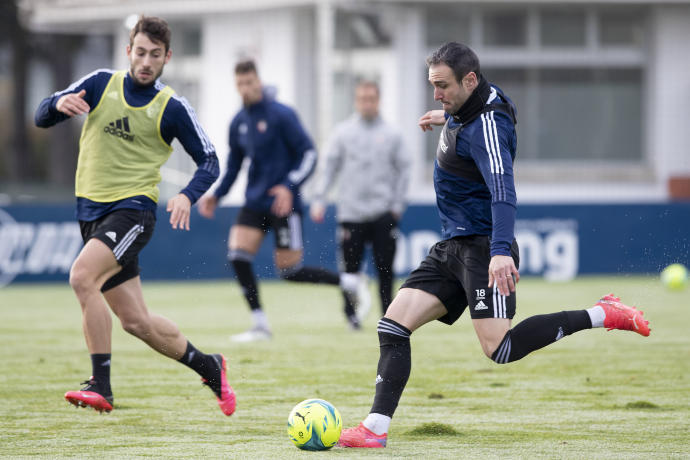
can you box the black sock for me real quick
[378,274,393,315]
[231,258,262,311]
[90,353,112,395]
[492,310,592,363]
[370,318,411,417]
[342,290,356,319]
[280,265,340,285]
[178,341,220,393]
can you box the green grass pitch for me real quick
[0,277,688,459]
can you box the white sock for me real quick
[340,272,359,293]
[362,413,391,435]
[586,305,605,328]
[251,309,270,330]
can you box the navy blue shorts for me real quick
[236,206,303,250]
[79,209,155,292]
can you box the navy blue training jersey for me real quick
[434,85,517,257]
[34,69,219,221]
[213,92,317,213]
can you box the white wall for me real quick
[200,8,301,204]
[649,6,690,184]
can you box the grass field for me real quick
[1,277,688,459]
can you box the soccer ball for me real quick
[287,398,342,450]
[660,263,688,291]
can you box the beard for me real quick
[129,65,163,87]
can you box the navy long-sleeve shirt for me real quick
[213,92,317,213]
[434,85,518,257]
[35,69,219,221]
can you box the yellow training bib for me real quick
[75,70,174,203]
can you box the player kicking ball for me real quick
[35,16,235,415]
[338,42,649,448]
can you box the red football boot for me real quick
[596,294,650,337]
[65,377,113,413]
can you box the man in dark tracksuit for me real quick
[338,41,650,448]
[199,60,365,341]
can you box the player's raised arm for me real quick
[35,69,111,128]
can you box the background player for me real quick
[34,15,235,415]
[311,80,410,317]
[338,41,650,448]
[198,59,369,341]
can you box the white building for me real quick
[22,0,690,204]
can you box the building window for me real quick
[540,9,586,47]
[482,10,528,47]
[422,4,647,180]
[599,8,646,47]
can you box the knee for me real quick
[278,264,301,281]
[69,264,97,296]
[119,314,151,338]
[478,331,509,361]
[228,248,254,265]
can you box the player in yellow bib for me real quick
[35,16,236,416]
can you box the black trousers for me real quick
[338,212,398,314]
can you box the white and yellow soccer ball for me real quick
[287,398,342,450]
[661,263,688,291]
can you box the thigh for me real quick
[230,225,265,254]
[231,207,268,252]
[386,287,448,332]
[71,238,122,287]
[269,211,303,250]
[338,222,366,273]
[79,209,155,291]
[400,239,468,325]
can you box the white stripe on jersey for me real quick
[52,68,114,97]
[172,94,215,159]
[481,113,497,174]
[287,149,317,185]
[481,111,506,201]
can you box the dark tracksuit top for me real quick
[434,85,518,257]
[213,92,317,214]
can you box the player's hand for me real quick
[418,110,446,132]
[268,184,293,217]
[198,194,217,219]
[167,193,192,231]
[309,202,326,223]
[56,89,90,117]
[488,255,520,297]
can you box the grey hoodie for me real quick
[313,114,410,222]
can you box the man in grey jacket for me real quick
[311,81,411,317]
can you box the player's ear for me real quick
[165,48,172,64]
[462,72,478,91]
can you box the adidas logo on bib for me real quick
[103,116,135,142]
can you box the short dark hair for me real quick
[235,59,258,75]
[130,16,171,52]
[426,42,480,83]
